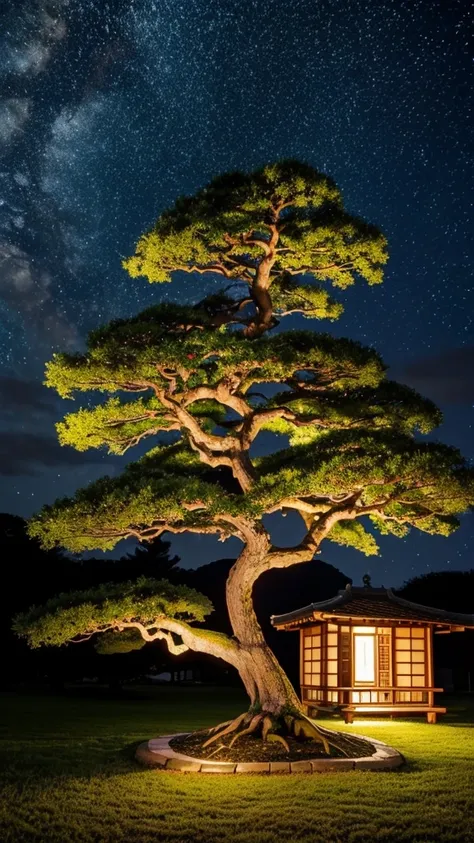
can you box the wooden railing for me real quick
[301,684,442,706]
[301,685,442,692]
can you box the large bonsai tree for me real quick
[15,162,474,754]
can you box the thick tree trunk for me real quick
[245,284,274,338]
[226,533,302,715]
[235,638,301,715]
[194,533,369,757]
[245,243,277,337]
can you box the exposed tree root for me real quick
[293,715,331,754]
[200,709,367,758]
[262,716,273,742]
[202,712,249,748]
[206,718,235,735]
[206,744,228,758]
[266,733,290,752]
[228,714,262,748]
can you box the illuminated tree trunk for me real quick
[226,534,302,715]
[244,226,278,338]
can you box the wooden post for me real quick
[299,628,303,706]
[427,626,435,708]
[322,622,328,705]
[427,711,437,724]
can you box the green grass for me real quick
[0,686,473,843]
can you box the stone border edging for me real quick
[135,731,404,773]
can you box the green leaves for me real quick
[123,159,387,298]
[270,275,344,320]
[253,430,474,534]
[28,418,474,555]
[263,380,442,444]
[56,396,225,454]
[94,628,146,654]
[57,397,174,454]
[45,313,386,401]
[33,295,473,557]
[327,521,380,556]
[277,211,387,288]
[28,444,237,552]
[13,576,213,649]
[24,162,474,570]
[123,161,341,282]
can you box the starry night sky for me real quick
[1,0,473,586]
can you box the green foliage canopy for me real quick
[45,316,386,400]
[94,628,146,654]
[13,577,212,649]
[21,164,474,574]
[28,428,473,555]
[123,160,388,324]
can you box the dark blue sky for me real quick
[0,0,472,586]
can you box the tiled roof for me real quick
[271,585,474,628]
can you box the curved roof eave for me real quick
[271,584,474,628]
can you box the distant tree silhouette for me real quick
[398,569,474,613]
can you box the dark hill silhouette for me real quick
[397,570,474,613]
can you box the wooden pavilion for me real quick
[271,584,474,723]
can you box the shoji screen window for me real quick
[326,624,339,701]
[395,627,426,689]
[302,626,321,687]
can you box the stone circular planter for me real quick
[135,732,404,773]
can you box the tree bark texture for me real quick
[225,532,303,715]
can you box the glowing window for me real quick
[354,633,375,683]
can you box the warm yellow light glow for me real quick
[353,626,376,633]
[353,706,396,712]
[354,634,375,682]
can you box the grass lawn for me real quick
[0,686,473,843]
